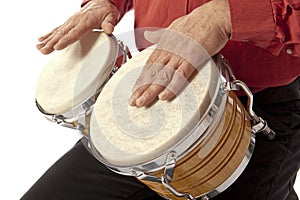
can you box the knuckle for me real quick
[176,67,188,78]
[176,63,193,79]
[146,84,163,97]
[132,85,146,96]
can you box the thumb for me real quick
[101,13,119,34]
[144,29,165,44]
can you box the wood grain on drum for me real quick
[140,91,252,199]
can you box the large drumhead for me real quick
[36,31,118,114]
[90,46,219,166]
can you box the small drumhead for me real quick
[90,46,218,166]
[36,31,117,114]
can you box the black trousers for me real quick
[21,78,300,200]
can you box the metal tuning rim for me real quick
[218,55,276,140]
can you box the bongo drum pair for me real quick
[35,31,275,200]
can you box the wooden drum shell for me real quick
[140,91,252,199]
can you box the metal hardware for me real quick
[163,151,177,182]
[251,117,276,140]
[36,95,94,138]
[118,40,132,59]
[217,55,275,140]
[161,151,197,200]
[232,80,275,139]
[221,77,276,140]
[111,40,132,74]
[161,174,196,200]
[231,80,256,118]
[160,151,209,199]
[137,173,161,183]
[134,151,197,200]
[217,55,237,81]
[133,151,178,183]
[200,196,210,200]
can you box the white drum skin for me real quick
[90,46,213,166]
[36,31,117,114]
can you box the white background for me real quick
[0,0,298,200]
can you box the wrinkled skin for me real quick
[129,0,231,107]
[37,0,120,54]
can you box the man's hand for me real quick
[129,0,231,107]
[37,0,120,54]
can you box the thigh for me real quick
[21,140,163,200]
[211,100,300,200]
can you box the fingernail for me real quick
[36,44,42,50]
[54,43,62,50]
[158,91,167,100]
[129,93,139,105]
[136,96,145,107]
[128,96,136,106]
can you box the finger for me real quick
[38,24,74,54]
[135,65,176,107]
[37,25,63,45]
[36,42,46,50]
[39,30,66,54]
[38,25,63,40]
[152,64,176,86]
[134,55,169,91]
[129,84,150,106]
[37,31,58,51]
[38,32,53,42]
[128,49,165,105]
[134,57,177,107]
[101,21,115,35]
[135,84,165,107]
[101,13,119,34]
[153,29,210,69]
[54,27,92,51]
[39,37,57,54]
[129,63,164,106]
[37,29,60,51]
[159,61,195,101]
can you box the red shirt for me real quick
[82,0,300,92]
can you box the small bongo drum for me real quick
[89,46,275,199]
[35,30,129,136]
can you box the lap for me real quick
[20,140,163,200]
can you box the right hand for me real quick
[37,0,120,54]
[129,0,231,107]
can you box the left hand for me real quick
[129,0,231,107]
[37,0,120,54]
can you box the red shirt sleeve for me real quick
[81,0,91,6]
[110,0,133,18]
[228,0,300,57]
[81,0,133,19]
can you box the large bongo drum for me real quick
[35,30,129,136]
[88,46,265,199]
